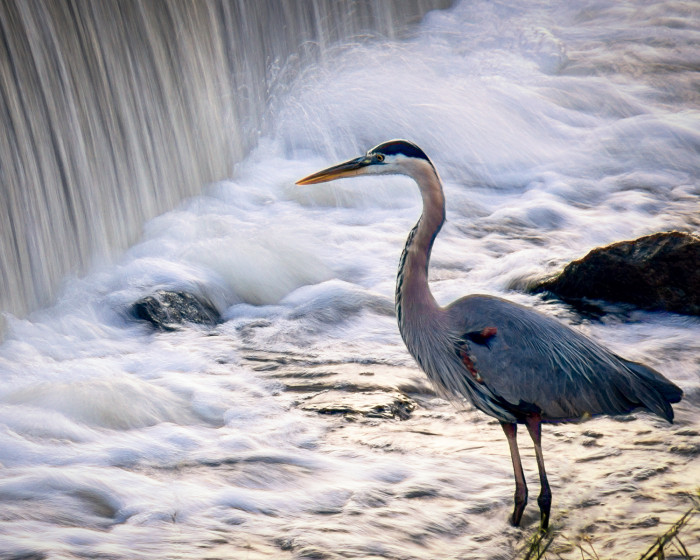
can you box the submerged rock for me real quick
[131,290,220,330]
[531,231,700,316]
[301,390,416,420]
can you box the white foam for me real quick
[0,1,698,557]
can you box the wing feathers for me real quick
[447,295,682,423]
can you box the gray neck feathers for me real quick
[395,161,448,364]
[391,160,513,418]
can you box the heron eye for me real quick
[375,153,385,163]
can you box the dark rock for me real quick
[669,443,700,456]
[530,231,700,316]
[301,390,416,420]
[582,430,604,439]
[403,485,439,499]
[630,515,660,528]
[131,290,220,330]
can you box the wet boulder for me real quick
[131,290,220,330]
[530,231,700,316]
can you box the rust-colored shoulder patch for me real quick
[465,326,498,348]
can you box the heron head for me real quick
[295,139,432,185]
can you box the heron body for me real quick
[296,139,683,529]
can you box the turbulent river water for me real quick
[1,1,699,559]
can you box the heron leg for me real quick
[525,414,551,530]
[501,422,527,526]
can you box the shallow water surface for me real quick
[1,0,699,558]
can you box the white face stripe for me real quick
[360,153,409,176]
[360,151,436,183]
[369,151,411,161]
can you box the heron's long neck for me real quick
[395,164,445,339]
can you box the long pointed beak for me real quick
[295,156,370,185]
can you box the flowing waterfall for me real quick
[0,0,450,319]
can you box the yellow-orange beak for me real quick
[295,156,370,185]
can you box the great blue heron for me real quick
[296,140,683,530]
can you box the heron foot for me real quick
[511,485,528,527]
[538,491,551,530]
